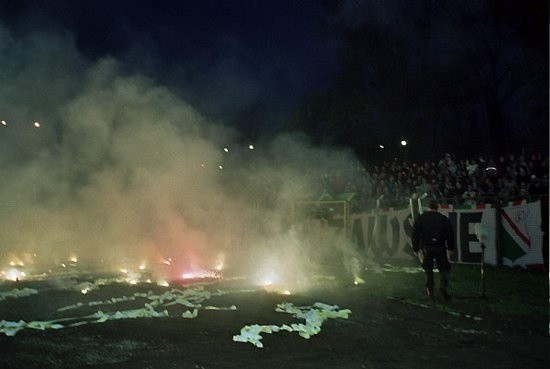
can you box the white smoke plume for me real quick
[0,24,365,290]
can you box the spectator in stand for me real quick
[453,181,465,204]
[418,176,430,196]
[428,180,443,202]
[462,184,478,206]
[448,160,458,178]
[499,176,519,202]
[529,176,546,198]
[528,153,546,180]
[340,151,547,211]
[438,158,448,177]
[517,165,530,187]
[466,159,479,176]
[519,182,529,198]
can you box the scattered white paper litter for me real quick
[1,284,240,336]
[0,288,38,301]
[233,302,351,348]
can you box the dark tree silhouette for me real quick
[285,0,547,162]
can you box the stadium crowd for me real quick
[321,152,549,211]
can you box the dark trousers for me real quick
[421,246,451,290]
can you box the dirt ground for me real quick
[0,270,547,369]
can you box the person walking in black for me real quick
[412,199,455,301]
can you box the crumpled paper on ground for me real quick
[89,305,169,323]
[58,295,137,312]
[0,288,38,301]
[232,324,294,348]
[2,284,240,336]
[233,302,351,348]
[0,319,64,336]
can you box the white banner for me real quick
[501,201,544,268]
[350,201,544,268]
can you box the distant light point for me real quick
[379,144,384,149]
[223,147,229,152]
[33,121,41,128]
[248,144,254,150]
[400,140,407,146]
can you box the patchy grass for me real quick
[360,258,548,317]
[451,263,548,316]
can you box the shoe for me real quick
[426,287,434,299]
[439,287,452,302]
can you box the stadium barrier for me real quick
[350,199,545,269]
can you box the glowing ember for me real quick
[214,254,225,271]
[9,259,24,267]
[3,268,25,281]
[263,282,292,295]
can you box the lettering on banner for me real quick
[388,216,401,257]
[361,214,402,257]
[458,212,483,263]
[372,214,388,257]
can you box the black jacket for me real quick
[412,211,455,252]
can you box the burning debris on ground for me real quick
[0,263,353,348]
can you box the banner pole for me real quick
[480,242,486,298]
[495,198,503,266]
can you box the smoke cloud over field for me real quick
[0,24,364,290]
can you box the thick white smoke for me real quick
[0,24,365,290]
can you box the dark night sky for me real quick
[0,0,547,157]
[0,0,339,137]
